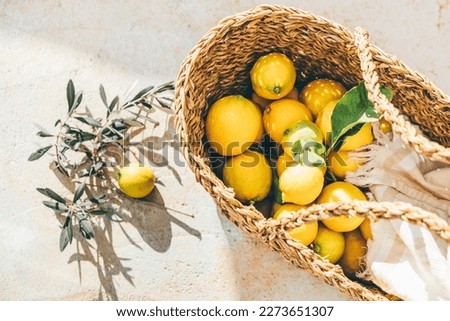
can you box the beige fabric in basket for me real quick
[347,127,450,300]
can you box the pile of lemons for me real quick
[205,52,391,278]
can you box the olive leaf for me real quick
[43,201,68,212]
[132,85,154,101]
[99,84,108,108]
[28,145,52,161]
[42,188,66,204]
[73,182,86,203]
[74,116,102,128]
[109,96,119,113]
[68,91,83,115]
[89,209,109,215]
[79,218,94,239]
[66,80,75,111]
[32,80,174,252]
[90,194,107,204]
[59,216,73,252]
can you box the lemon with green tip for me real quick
[250,52,296,100]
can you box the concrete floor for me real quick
[1,0,449,300]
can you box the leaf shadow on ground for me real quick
[51,115,201,300]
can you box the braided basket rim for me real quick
[174,4,450,301]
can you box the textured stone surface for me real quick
[1,0,449,300]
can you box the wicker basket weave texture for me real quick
[175,5,450,301]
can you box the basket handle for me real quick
[260,200,450,243]
[353,27,450,164]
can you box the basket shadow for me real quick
[216,207,348,300]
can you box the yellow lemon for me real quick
[339,229,367,278]
[300,78,346,117]
[273,203,309,219]
[315,99,338,146]
[279,163,324,205]
[340,123,374,151]
[274,204,318,246]
[318,182,366,232]
[315,99,373,150]
[206,95,262,156]
[223,150,272,202]
[281,120,324,159]
[359,218,373,240]
[276,153,296,177]
[118,162,155,198]
[254,115,265,142]
[379,117,392,134]
[312,225,345,264]
[263,99,312,143]
[327,150,361,179]
[250,52,296,100]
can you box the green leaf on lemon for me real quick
[330,81,392,151]
[302,150,326,168]
[291,139,326,167]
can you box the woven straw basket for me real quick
[174,5,450,300]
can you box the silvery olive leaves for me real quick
[29,80,174,251]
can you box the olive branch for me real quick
[29,80,174,251]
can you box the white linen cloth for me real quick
[346,125,450,300]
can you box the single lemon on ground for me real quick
[206,95,262,156]
[315,99,338,146]
[276,153,296,177]
[300,78,346,117]
[250,52,296,100]
[339,229,368,277]
[359,218,373,240]
[263,98,312,143]
[281,120,324,159]
[223,150,272,202]
[274,204,318,246]
[279,163,324,205]
[312,225,345,264]
[118,162,155,198]
[327,150,361,179]
[340,123,374,151]
[317,182,366,232]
